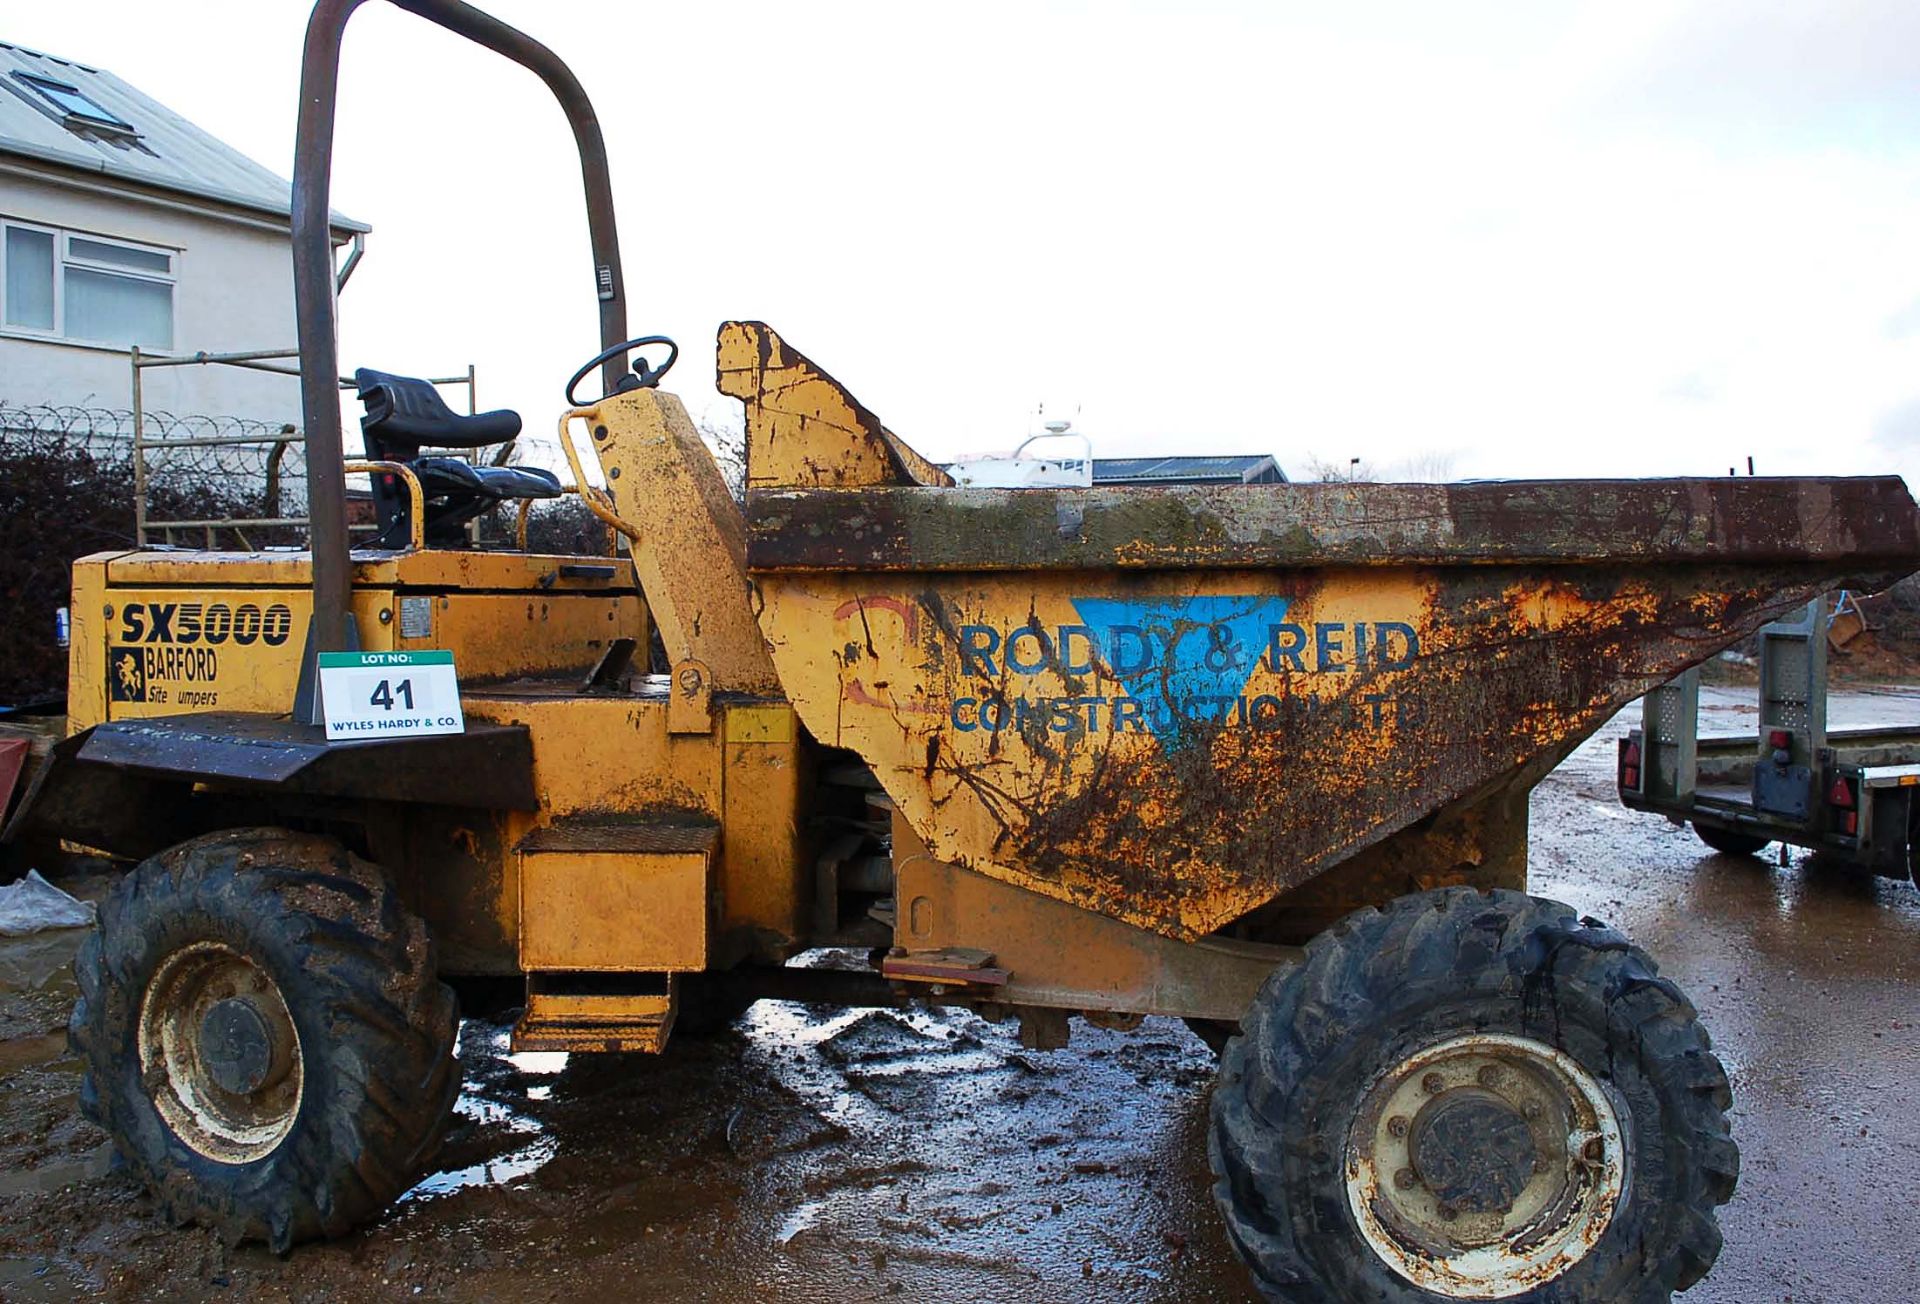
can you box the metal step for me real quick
[512,974,678,1053]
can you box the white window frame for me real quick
[0,217,178,353]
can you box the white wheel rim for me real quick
[136,941,304,1163]
[1343,1032,1626,1299]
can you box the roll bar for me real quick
[291,0,627,667]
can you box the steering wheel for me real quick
[565,335,679,406]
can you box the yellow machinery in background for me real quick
[10,2,1920,1299]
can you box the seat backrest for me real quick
[355,368,522,453]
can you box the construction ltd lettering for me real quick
[947,596,1424,743]
[117,601,295,647]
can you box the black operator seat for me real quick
[355,368,522,449]
[352,368,560,548]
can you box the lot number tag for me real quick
[318,651,464,740]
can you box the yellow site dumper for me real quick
[8,3,1920,1300]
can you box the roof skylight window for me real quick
[15,71,135,134]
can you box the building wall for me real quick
[0,168,307,426]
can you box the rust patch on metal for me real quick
[717,321,952,491]
[730,321,1920,940]
[758,559,1911,940]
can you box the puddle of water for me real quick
[0,1256,75,1303]
[506,1051,568,1076]
[401,1136,558,1203]
[743,999,865,1046]
[775,1198,826,1245]
[0,1031,70,1077]
[0,1141,112,1198]
[745,999,984,1059]
[452,1093,541,1134]
[474,1025,569,1078]
[843,1049,1009,1079]
[399,1022,567,1203]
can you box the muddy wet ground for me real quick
[2,685,1917,1301]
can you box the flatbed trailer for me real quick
[1619,596,1920,880]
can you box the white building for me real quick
[0,39,365,424]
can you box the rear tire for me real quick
[69,828,459,1250]
[1209,887,1737,1302]
[1693,823,1771,856]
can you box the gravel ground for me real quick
[1,684,1916,1302]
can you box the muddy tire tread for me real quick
[69,827,460,1251]
[1209,886,1737,1303]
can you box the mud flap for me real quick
[9,714,536,862]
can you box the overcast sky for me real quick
[12,0,1920,482]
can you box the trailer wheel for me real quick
[1210,887,1736,1303]
[1693,823,1771,856]
[69,828,460,1251]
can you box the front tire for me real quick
[1210,887,1737,1302]
[70,828,460,1250]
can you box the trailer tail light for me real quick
[1618,738,1641,792]
[1828,775,1858,836]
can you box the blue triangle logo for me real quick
[1069,595,1290,745]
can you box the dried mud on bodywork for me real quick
[744,400,1920,941]
[1006,565,1810,916]
[764,558,1892,941]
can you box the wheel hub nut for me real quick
[1409,1088,1537,1216]
[199,998,283,1096]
